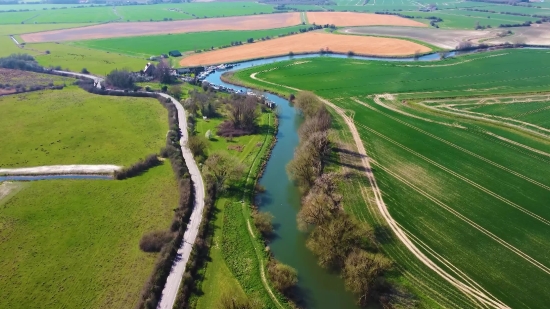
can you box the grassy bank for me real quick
[0,86,167,168]
[0,163,179,309]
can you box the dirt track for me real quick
[307,12,427,27]
[0,165,121,175]
[179,32,431,66]
[21,13,301,42]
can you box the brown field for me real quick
[20,13,301,43]
[306,12,428,27]
[179,32,431,66]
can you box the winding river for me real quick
[203,52,461,308]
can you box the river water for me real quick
[0,175,112,181]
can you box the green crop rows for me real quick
[231,49,550,308]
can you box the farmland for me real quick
[71,26,309,58]
[229,48,550,308]
[20,13,302,42]
[0,163,179,309]
[305,11,428,27]
[0,86,167,168]
[179,32,431,66]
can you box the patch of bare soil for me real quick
[307,12,427,27]
[180,32,431,66]
[343,26,500,49]
[487,24,550,46]
[21,13,302,43]
[0,182,22,203]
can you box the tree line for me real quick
[288,92,417,308]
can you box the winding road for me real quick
[55,71,206,309]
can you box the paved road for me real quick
[56,71,206,309]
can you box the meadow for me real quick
[230,49,550,308]
[0,6,118,24]
[0,86,167,168]
[71,26,308,58]
[0,163,178,309]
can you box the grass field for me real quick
[71,26,308,58]
[0,86,167,168]
[0,163,178,309]
[230,49,550,308]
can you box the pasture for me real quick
[231,48,550,308]
[71,26,308,58]
[0,163,178,309]
[20,13,302,42]
[0,86,167,168]
[179,32,431,66]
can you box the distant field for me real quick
[232,48,550,309]
[71,26,308,57]
[0,23,91,36]
[179,32,431,66]
[0,163,178,309]
[233,49,550,99]
[0,86,167,168]
[0,6,118,24]
[306,11,428,27]
[29,42,146,74]
[117,2,276,21]
[21,13,302,42]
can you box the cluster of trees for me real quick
[105,68,136,89]
[500,20,533,27]
[218,94,262,137]
[288,92,415,307]
[0,54,44,73]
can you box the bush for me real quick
[81,68,90,74]
[251,210,274,237]
[139,230,174,252]
[105,68,135,89]
[114,154,161,180]
[0,53,44,72]
[267,259,298,295]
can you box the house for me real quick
[168,50,182,57]
[143,62,155,76]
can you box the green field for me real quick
[0,163,178,309]
[0,86,167,168]
[234,49,550,99]
[231,49,550,308]
[72,26,308,58]
[185,103,286,308]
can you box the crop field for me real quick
[231,48,550,308]
[0,86,167,168]
[116,2,275,21]
[421,94,550,135]
[0,163,178,309]
[71,26,308,58]
[179,32,431,66]
[306,11,428,27]
[233,49,550,99]
[20,13,301,42]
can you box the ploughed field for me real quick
[305,12,428,27]
[20,13,302,42]
[179,32,431,66]
[232,48,550,309]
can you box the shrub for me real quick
[267,259,298,295]
[81,68,90,74]
[114,154,161,180]
[251,210,274,237]
[105,68,135,89]
[139,230,174,252]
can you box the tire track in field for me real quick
[249,72,508,309]
[372,161,550,277]
[353,119,550,226]
[353,97,550,192]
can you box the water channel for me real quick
[0,175,112,182]
[203,52,463,308]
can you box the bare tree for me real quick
[155,60,173,84]
[342,249,391,307]
[203,152,245,194]
[297,173,341,230]
[294,91,322,117]
[267,259,298,295]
